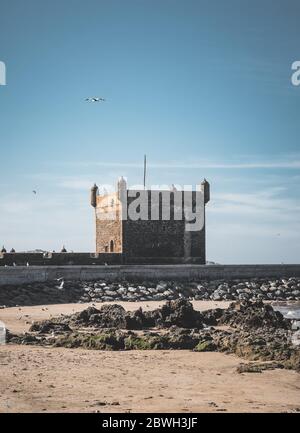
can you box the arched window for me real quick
[110,240,114,252]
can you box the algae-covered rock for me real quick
[53,331,126,350]
[194,341,217,352]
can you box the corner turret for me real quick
[201,179,210,204]
[90,183,98,208]
[117,176,127,202]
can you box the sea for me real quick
[273,301,300,320]
[273,302,300,346]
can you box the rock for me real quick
[128,287,137,293]
[94,288,103,294]
[116,287,127,295]
[146,299,204,329]
[30,321,72,334]
[156,283,167,293]
[201,308,224,326]
[152,294,164,301]
[104,290,117,297]
[194,341,217,352]
[218,300,291,330]
[75,304,127,328]
[211,289,226,301]
[101,296,115,302]
[237,362,284,373]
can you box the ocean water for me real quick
[273,302,300,346]
[0,320,6,345]
[273,302,300,320]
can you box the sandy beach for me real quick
[1,301,300,413]
[1,344,300,413]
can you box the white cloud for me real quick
[51,154,300,170]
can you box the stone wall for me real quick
[0,253,123,267]
[0,264,300,287]
[123,190,206,263]
[0,252,204,266]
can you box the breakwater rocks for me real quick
[8,299,300,372]
[1,277,300,307]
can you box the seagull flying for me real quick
[85,97,105,102]
[32,190,37,194]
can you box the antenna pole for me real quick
[143,154,147,189]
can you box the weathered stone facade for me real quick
[91,177,210,264]
[94,192,122,253]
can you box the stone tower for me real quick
[91,177,210,264]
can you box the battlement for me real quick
[0,252,203,266]
[0,252,122,266]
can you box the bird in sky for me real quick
[85,97,105,102]
[32,190,37,194]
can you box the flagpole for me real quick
[143,154,146,190]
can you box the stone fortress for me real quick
[91,177,210,264]
[0,177,210,266]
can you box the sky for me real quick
[0,0,300,263]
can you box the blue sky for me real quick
[0,0,299,263]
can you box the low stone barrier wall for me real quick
[0,252,123,266]
[0,264,300,287]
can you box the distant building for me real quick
[91,177,210,264]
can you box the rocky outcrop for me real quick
[8,300,300,372]
[29,299,203,331]
[217,300,291,330]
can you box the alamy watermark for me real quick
[0,61,6,85]
[291,61,300,86]
[94,183,207,232]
